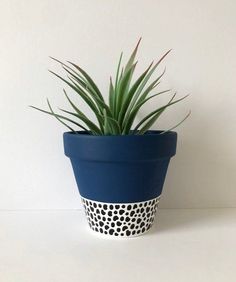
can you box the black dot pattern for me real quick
[81,196,160,237]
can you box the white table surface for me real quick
[1,208,235,282]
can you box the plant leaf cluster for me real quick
[31,39,189,135]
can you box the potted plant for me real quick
[31,39,189,238]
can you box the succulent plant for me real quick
[31,39,189,135]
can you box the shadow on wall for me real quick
[147,207,234,235]
[156,109,236,208]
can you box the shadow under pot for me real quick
[63,130,177,238]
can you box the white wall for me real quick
[0,0,235,210]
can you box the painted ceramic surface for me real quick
[82,196,161,237]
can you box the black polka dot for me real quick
[109,229,114,235]
[119,210,125,215]
[126,230,131,236]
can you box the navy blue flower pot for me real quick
[64,130,177,237]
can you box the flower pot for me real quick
[63,130,177,238]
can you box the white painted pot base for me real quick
[88,224,154,239]
[81,196,161,238]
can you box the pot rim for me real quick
[64,130,176,139]
[63,130,177,161]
